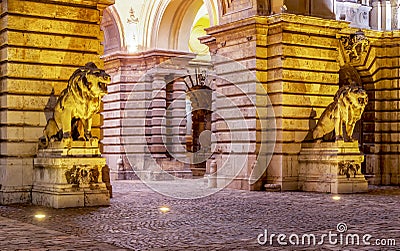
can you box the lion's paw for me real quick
[335,135,344,141]
[61,137,72,147]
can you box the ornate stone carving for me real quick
[339,31,370,62]
[312,86,368,142]
[127,7,139,24]
[65,166,100,186]
[299,142,368,193]
[39,63,110,148]
[338,161,361,178]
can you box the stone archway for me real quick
[183,71,214,177]
[101,6,125,55]
[101,0,220,180]
[143,0,219,51]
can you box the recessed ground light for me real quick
[159,206,170,213]
[34,214,46,219]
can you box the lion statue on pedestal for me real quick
[312,86,368,142]
[39,62,110,148]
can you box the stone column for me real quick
[162,77,192,178]
[150,73,168,159]
[371,0,383,30]
[0,0,114,204]
[391,0,400,29]
[203,19,261,190]
[147,73,192,179]
[166,78,188,161]
[382,0,392,30]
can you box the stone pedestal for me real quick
[33,140,110,208]
[298,141,368,194]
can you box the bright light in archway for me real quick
[188,5,210,55]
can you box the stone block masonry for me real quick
[102,50,196,180]
[0,0,114,204]
[204,14,349,191]
[358,30,400,186]
[205,13,400,190]
[259,15,348,190]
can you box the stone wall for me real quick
[0,0,113,204]
[206,9,400,190]
[360,31,400,185]
[101,2,400,191]
[260,15,347,190]
[102,50,195,180]
[205,14,349,190]
[205,17,270,190]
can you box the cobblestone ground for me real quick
[0,180,399,250]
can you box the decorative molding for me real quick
[184,68,214,90]
[127,7,139,24]
[338,31,370,63]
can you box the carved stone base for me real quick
[298,141,368,194]
[33,141,110,208]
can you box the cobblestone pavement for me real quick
[0,180,399,250]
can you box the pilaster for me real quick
[150,73,168,158]
[166,78,188,161]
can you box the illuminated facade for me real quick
[1,0,400,204]
[101,0,400,191]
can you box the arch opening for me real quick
[101,6,125,55]
[156,0,216,55]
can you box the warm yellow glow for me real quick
[332,196,341,201]
[34,214,46,219]
[159,206,170,213]
[188,14,210,55]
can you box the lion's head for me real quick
[68,62,110,99]
[346,86,368,108]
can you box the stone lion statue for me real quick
[39,62,110,148]
[312,86,368,142]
